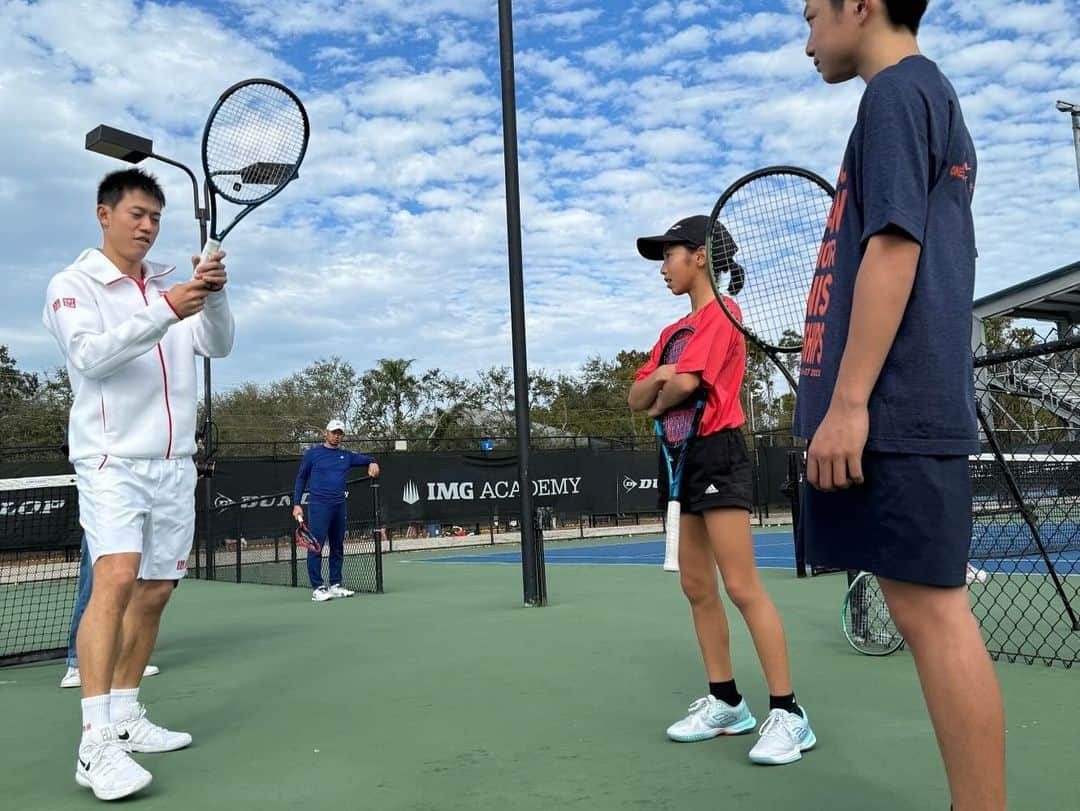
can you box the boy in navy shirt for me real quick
[292,419,379,601]
[798,2,1003,808]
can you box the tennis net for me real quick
[0,474,83,666]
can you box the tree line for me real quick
[0,316,1061,456]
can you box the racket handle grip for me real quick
[199,238,223,291]
[663,500,680,572]
[200,238,222,262]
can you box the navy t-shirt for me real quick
[293,445,375,506]
[794,56,979,455]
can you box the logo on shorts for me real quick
[176,560,186,571]
[704,483,719,495]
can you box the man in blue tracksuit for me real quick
[292,419,380,602]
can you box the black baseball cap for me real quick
[636,215,709,261]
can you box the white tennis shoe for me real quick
[113,703,192,753]
[75,725,153,801]
[666,695,756,742]
[328,584,355,598]
[748,708,816,765]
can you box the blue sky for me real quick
[3,0,1078,399]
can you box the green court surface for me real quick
[1,539,1075,810]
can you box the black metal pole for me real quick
[194,181,214,580]
[1072,109,1080,191]
[497,0,545,606]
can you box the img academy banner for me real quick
[0,449,661,549]
[375,449,660,524]
[196,448,661,533]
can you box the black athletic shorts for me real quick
[658,428,753,514]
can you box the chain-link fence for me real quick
[972,331,1080,667]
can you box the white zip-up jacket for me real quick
[42,248,235,462]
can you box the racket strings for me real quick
[660,407,696,443]
[658,328,697,443]
[710,173,834,351]
[845,576,901,651]
[205,83,308,204]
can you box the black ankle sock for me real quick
[769,693,802,716]
[708,680,741,706]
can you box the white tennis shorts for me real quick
[74,456,197,580]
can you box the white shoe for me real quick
[75,726,153,801]
[312,586,334,602]
[114,703,192,753]
[60,664,162,689]
[328,583,355,598]
[966,563,989,584]
[666,695,756,742]
[748,708,817,765]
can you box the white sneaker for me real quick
[966,563,989,584]
[114,703,192,753]
[328,583,355,598]
[748,708,817,765]
[75,726,153,800]
[666,695,756,742]
[60,664,161,689]
[312,586,334,602]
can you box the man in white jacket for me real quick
[43,168,234,801]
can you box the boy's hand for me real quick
[807,400,869,491]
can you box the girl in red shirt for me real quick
[629,215,815,766]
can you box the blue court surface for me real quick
[420,531,799,569]
[419,532,1080,576]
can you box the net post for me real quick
[784,449,807,578]
[371,480,384,594]
[289,523,298,588]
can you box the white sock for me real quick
[81,695,111,743]
[110,687,140,722]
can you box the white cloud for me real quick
[2,0,1078,402]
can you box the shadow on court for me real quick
[0,534,1075,810]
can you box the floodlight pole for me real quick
[497,0,546,607]
[1058,101,1080,191]
[85,125,216,577]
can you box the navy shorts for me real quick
[798,451,971,587]
[658,428,753,514]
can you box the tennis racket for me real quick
[706,166,836,391]
[655,327,706,572]
[294,517,322,554]
[199,78,310,280]
[841,571,904,656]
